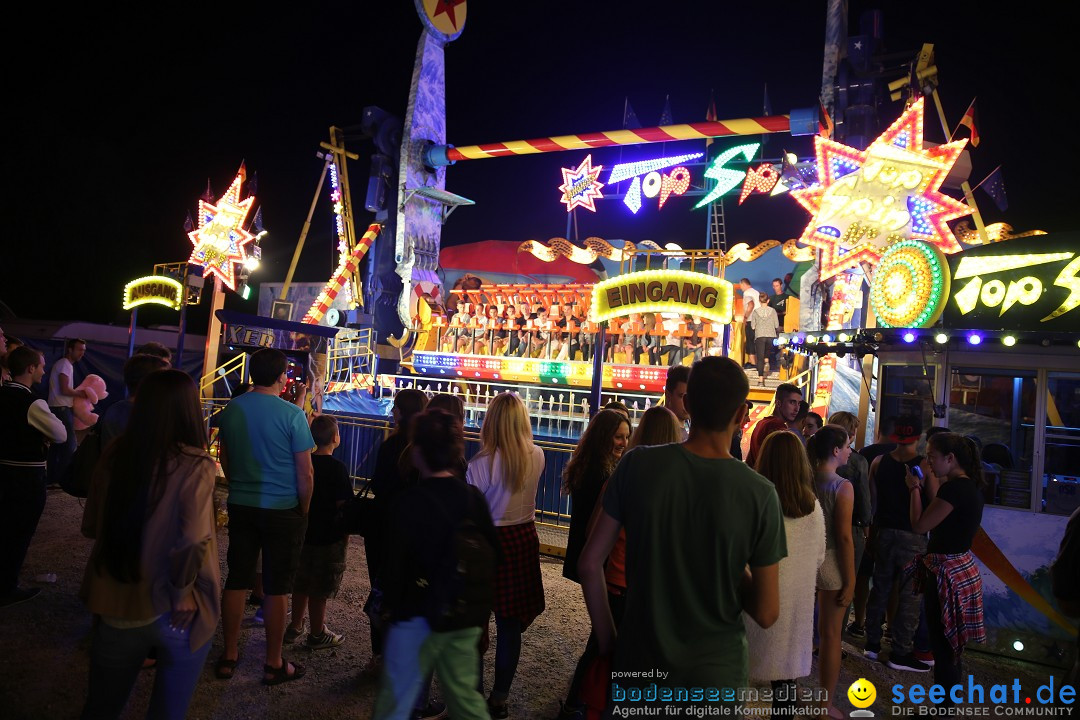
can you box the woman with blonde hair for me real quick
[746,431,826,715]
[466,392,546,718]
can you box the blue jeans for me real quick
[82,615,211,720]
[46,405,76,484]
[865,527,927,656]
[375,617,433,720]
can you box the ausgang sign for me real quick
[122,276,184,311]
[591,269,733,325]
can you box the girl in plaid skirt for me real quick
[466,393,547,718]
[906,433,987,702]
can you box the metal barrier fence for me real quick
[202,400,579,531]
[327,409,577,529]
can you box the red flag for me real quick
[953,98,980,147]
[818,99,834,139]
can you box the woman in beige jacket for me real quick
[80,369,220,720]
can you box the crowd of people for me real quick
[2,326,1078,719]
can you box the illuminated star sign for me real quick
[790,98,972,280]
[187,168,256,291]
[432,0,465,30]
[559,154,605,213]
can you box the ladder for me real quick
[709,197,728,252]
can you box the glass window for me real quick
[947,368,1036,510]
[1043,373,1080,516]
[879,364,936,443]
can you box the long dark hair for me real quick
[412,409,465,475]
[390,388,428,438]
[805,424,849,473]
[756,430,817,518]
[562,409,630,494]
[96,370,207,582]
[928,432,986,488]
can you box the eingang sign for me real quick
[591,269,733,325]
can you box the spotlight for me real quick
[838,332,851,343]
[873,332,884,342]
[968,333,982,345]
[1013,640,1025,652]
[821,334,833,343]
[902,331,916,343]
[935,332,948,344]
[1002,335,1016,347]
[243,256,260,271]
[795,334,805,344]
[806,335,817,344]
[1042,338,1052,347]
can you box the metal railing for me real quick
[199,354,247,398]
[325,328,377,391]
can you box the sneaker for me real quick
[913,650,936,667]
[883,623,892,640]
[284,620,306,644]
[0,587,41,609]
[847,622,865,638]
[886,652,931,672]
[243,607,265,627]
[306,627,344,650]
[864,641,881,661]
[413,701,447,720]
[488,698,509,720]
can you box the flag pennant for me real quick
[658,95,673,126]
[200,179,214,203]
[818,99,834,139]
[245,171,258,198]
[953,98,980,147]
[978,166,1007,211]
[623,98,641,130]
[183,212,194,233]
[763,83,772,117]
[252,206,265,233]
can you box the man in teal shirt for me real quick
[216,349,315,685]
[580,356,785,709]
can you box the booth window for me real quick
[879,365,936,447]
[947,368,1036,510]
[1044,373,1080,516]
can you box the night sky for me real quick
[7,1,1072,334]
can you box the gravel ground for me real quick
[0,487,1062,719]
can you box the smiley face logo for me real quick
[848,678,877,709]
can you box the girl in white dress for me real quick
[746,430,826,714]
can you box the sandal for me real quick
[263,660,305,686]
[214,656,239,680]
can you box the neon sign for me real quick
[607,152,702,214]
[739,163,781,204]
[187,168,256,291]
[790,99,971,281]
[558,154,605,212]
[693,143,760,208]
[591,269,733,325]
[867,235,1080,331]
[122,276,184,311]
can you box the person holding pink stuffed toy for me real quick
[72,374,109,435]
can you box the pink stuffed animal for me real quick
[72,374,109,431]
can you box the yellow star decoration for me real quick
[790,99,972,281]
[187,168,255,291]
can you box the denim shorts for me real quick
[224,503,308,595]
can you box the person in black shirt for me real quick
[285,415,353,649]
[862,415,933,673]
[770,278,788,331]
[364,389,430,676]
[906,432,987,699]
[374,409,498,720]
[1051,507,1080,688]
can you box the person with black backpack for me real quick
[374,409,499,720]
